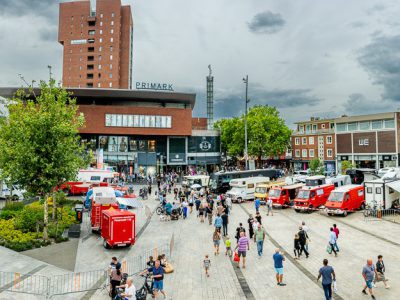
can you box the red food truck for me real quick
[293,184,335,212]
[101,209,136,249]
[268,183,304,207]
[324,185,365,216]
[91,202,119,232]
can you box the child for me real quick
[182,200,188,219]
[203,255,211,277]
[225,236,232,257]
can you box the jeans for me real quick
[223,223,228,236]
[329,242,337,255]
[322,283,332,300]
[299,243,309,257]
[256,240,264,256]
[334,242,339,252]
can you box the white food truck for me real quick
[226,176,270,203]
[363,178,400,209]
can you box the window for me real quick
[326,136,332,144]
[99,46,102,52]
[376,187,382,194]
[366,187,372,193]
[384,119,395,128]
[302,149,307,157]
[110,46,113,52]
[87,64,94,70]
[309,149,315,157]
[302,137,307,145]
[389,187,394,194]
[337,123,346,132]
[86,83,93,87]
[97,83,101,87]
[327,149,333,157]
[110,55,113,60]
[295,150,300,157]
[316,189,324,196]
[322,124,325,129]
[347,122,357,131]
[88,20,95,26]
[109,73,112,78]
[247,183,254,189]
[371,120,382,129]
[357,189,363,197]
[99,38,102,43]
[295,137,300,145]
[100,30,103,34]
[330,123,335,129]
[111,21,114,25]
[299,125,304,133]
[359,121,370,130]
[110,37,113,43]
[306,124,311,133]
[111,12,115,18]
[87,56,94,61]
[88,30,95,35]
[110,64,113,70]
[109,82,113,88]
[110,29,114,34]
[98,55,102,61]
[100,13,103,18]
[309,137,314,145]
[100,21,103,26]
[88,47,94,52]
[88,38,95,43]
[312,124,317,132]
[98,64,102,70]
[87,73,93,79]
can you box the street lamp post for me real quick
[243,75,249,170]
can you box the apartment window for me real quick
[105,114,172,128]
[312,124,317,132]
[110,29,114,34]
[371,120,382,129]
[111,21,114,26]
[98,64,102,70]
[109,73,113,78]
[348,122,357,131]
[110,55,113,60]
[87,64,94,70]
[302,137,307,145]
[110,46,113,52]
[88,30,95,35]
[111,12,115,18]
[330,123,335,129]
[100,21,103,26]
[299,125,304,133]
[71,16,74,21]
[309,149,315,158]
[295,150,300,157]
[100,13,103,18]
[295,137,300,145]
[302,149,308,158]
[88,39,95,43]
[79,66,82,71]
[327,149,333,157]
[88,20,95,26]
[309,137,314,145]
[87,73,94,79]
[97,83,101,88]
[110,37,113,43]
[88,47,94,52]
[98,73,101,78]
[359,121,370,130]
[306,124,311,133]
[109,82,113,88]
[98,55,102,61]
[326,136,332,144]
[86,83,93,87]
[110,64,113,70]
[337,123,346,132]
[99,38,102,43]
[99,46,102,52]
[87,56,94,61]
[384,119,395,128]
[99,30,103,34]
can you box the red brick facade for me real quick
[58,0,132,89]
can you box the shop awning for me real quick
[385,180,400,193]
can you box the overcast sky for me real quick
[1,0,400,127]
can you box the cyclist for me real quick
[115,277,136,300]
[140,260,167,299]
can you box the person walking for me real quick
[317,259,336,300]
[235,223,246,243]
[225,235,232,257]
[266,197,273,216]
[199,203,205,223]
[188,194,194,214]
[206,204,213,225]
[182,200,188,219]
[141,260,166,299]
[293,234,301,259]
[255,197,261,213]
[254,223,267,257]
[298,226,309,258]
[375,255,389,289]
[273,249,286,286]
[362,259,376,299]
[214,214,223,232]
[248,215,255,239]
[255,211,262,225]
[213,229,222,255]
[333,224,340,252]
[235,231,249,268]
[110,266,123,298]
[329,227,338,257]
[226,195,232,213]
[221,211,229,236]
[203,255,211,277]
[301,221,310,252]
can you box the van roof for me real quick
[332,185,362,192]
[301,183,333,190]
[364,178,399,184]
[306,175,325,180]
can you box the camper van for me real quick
[293,183,335,212]
[363,179,400,209]
[182,175,210,188]
[268,183,304,207]
[325,185,365,216]
[254,181,287,205]
[326,175,352,188]
[227,177,270,203]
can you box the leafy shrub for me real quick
[14,205,44,232]
[0,210,18,220]
[3,202,24,211]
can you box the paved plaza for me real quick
[1,186,400,300]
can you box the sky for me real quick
[1,0,400,127]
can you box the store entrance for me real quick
[356,160,376,169]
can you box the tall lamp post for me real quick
[243,75,249,170]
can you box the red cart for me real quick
[91,203,119,232]
[101,209,136,249]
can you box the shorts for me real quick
[238,250,246,257]
[365,280,373,289]
[226,246,231,251]
[213,240,220,246]
[153,280,164,291]
[268,206,272,211]
[275,267,284,275]
[189,203,194,206]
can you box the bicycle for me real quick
[136,273,154,300]
[156,205,166,215]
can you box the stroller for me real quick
[171,208,181,220]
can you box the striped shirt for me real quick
[238,236,249,252]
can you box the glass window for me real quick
[122,115,128,127]
[111,12,115,18]
[100,21,103,26]
[148,140,156,152]
[302,149,307,157]
[110,29,114,34]
[100,13,103,18]
[88,30,95,35]
[99,30,102,34]
[299,125,304,133]
[99,38,102,43]
[371,120,383,129]
[155,116,161,128]
[347,122,357,131]
[133,115,139,127]
[309,149,314,157]
[110,55,113,60]
[321,124,325,129]
[149,116,155,127]
[327,149,333,157]
[105,114,111,126]
[306,124,311,133]
[128,115,133,127]
[111,21,114,25]
[116,115,122,126]
[337,123,346,132]
[295,137,300,145]
[326,136,332,144]
[312,124,317,132]
[110,114,116,126]
[110,38,113,43]
[376,187,382,194]
[166,116,172,128]
[139,115,145,127]
[359,121,370,130]
[109,82,112,88]
[302,137,307,145]
[384,119,395,128]
[161,116,167,128]
[144,116,150,127]
[309,137,314,145]
[295,150,300,157]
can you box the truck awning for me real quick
[385,180,400,193]
[116,197,143,208]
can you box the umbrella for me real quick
[191,184,202,189]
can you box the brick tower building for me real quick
[58,0,133,89]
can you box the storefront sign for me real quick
[135,82,174,91]
[358,138,369,146]
[383,155,392,161]
[199,139,212,151]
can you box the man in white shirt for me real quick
[302,221,310,251]
[118,277,136,300]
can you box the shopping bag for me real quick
[234,251,240,262]
[326,244,332,254]
[333,280,338,292]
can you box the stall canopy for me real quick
[116,197,143,208]
[385,180,400,193]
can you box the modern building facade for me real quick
[58,0,133,89]
[291,117,336,173]
[335,112,399,171]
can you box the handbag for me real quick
[333,280,338,292]
[234,251,240,262]
[326,244,332,254]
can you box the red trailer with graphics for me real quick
[293,184,335,212]
[101,209,136,249]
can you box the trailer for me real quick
[364,179,400,209]
[101,209,136,249]
[91,202,119,232]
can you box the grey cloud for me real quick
[366,3,386,15]
[358,34,400,101]
[247,11,285,34]
[342,93,394,115]
[38,27,58,42]
[349,21,367,28]
[0,0,58,21]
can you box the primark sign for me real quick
[135,82,174,91]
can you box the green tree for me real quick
[309,158,325,175]
[341,160,354,175]
[0,80,87,239]
[214,117,244,157]
[247,106,291,166]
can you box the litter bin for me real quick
[75,204,84,223]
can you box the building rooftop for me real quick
[335,112,395,123]
[294,117,334,124]
[0,87,196,109]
